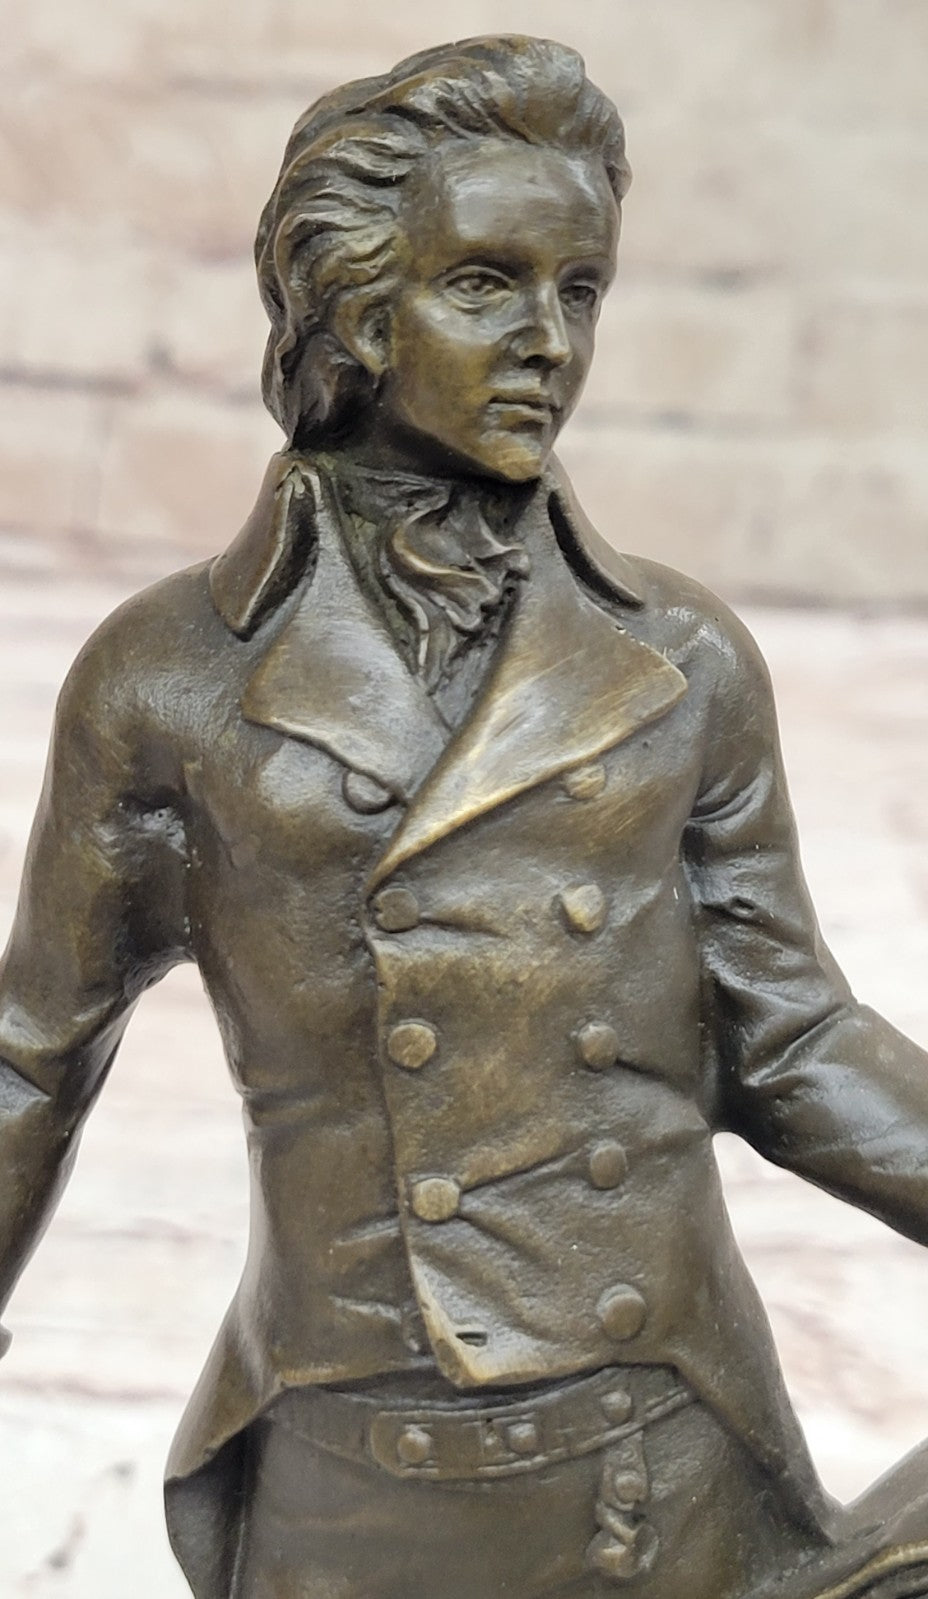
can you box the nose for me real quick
[516,281,572,368]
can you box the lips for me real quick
[488,392,560,423]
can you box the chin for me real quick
[471,434,551,484]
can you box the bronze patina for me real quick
[2,35,928,1599]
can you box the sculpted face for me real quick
[345,141,620,482]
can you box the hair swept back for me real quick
[255,35,631,447]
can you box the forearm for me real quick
[0,1008,131,1320]
[0,1062,81,1314]
[732,1000,928,1247]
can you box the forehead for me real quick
[401,140,619,273]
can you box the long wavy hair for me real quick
[255,35,631,448]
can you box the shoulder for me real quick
[55,562,232,752]
[558,504,783,790]
[622,557,782,795]
[548,459,771,700]
[607,557,788,819]
[624,555,771,683]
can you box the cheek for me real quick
[561,339,595,407]
[397,326,486,426]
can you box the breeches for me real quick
[230,1368,823,1599]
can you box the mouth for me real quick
[487,393,560,426]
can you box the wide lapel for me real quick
[241,463,448,801]
[368,480,688,889]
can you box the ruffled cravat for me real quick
[333,464,531,694]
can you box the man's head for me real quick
[256,36,630,480]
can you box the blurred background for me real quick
[1,2,927,1594]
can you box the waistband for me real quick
[270,1365,694,1482]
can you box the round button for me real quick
[387,1021,438,1071]
[589,1141,628,1190]
[562,763,606,801]
[343,769,395,814]
[576,1022,620,1071]
[507,1421,540,1456]
[396,1425,433,1466]
[597,1285,647,1342]
[373,886,420,932]
[600,1386,633,1425]
[410,1176,461,1223]
[559,884,607,935]
[612,1469,648,1506]
[590,1542,640,1581]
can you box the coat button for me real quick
[600,1386,633,1424]
[343,769,395,813]
[590,1542,641,1581]
[387,1021,437,1071]
[396,1425,433,1466]
[612,1470,648,1506]
[410,1177,461,1222]
[562,763,606,800]
[560,884,607,935]
[507,1421,540,1456]
[373,886,420,932]
[597,1285,647,1342]
[588,1141,628,1190]
[576,1022,620,1071]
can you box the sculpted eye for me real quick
[444,268,510,305]
[559,280,600,314]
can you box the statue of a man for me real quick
[2,34,928,1599]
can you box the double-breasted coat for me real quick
[2,452,928,1594]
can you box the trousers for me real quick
[229,1368,833,1599]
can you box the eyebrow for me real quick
[436,245,616,278]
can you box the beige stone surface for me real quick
[798,294,928,433]
[1,532,927,1593]
[95,391,279,550]
[0,1,926,598]
[560,426,928,603]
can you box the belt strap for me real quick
[273,1366,694,1482]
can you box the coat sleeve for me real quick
[683,604,928,1247]
[0,616,191,1349]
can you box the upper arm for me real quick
[0,602,193,1316]
[0,611,191,1099]
[682,604,854,1117]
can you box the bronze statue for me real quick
[2,35,928,1599]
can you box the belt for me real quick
[271,1365,694,1482]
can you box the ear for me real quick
[331,295,390,379]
